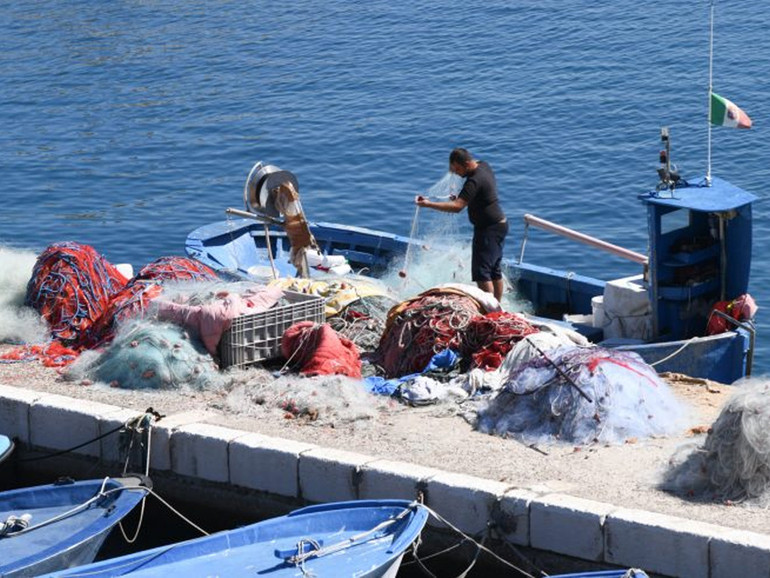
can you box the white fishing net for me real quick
[0,246,49,344]
[225,373,386,425]
[476,346,691,445]
[661,378,770,505]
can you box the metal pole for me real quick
[225,207,284,226]
[524,338,593,403]
[263,224,278,280]
[706,0,715,186]
[719,214,727,301]
[711,309,755,375]
[523,214,648,265]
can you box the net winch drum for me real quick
[243,161,300,218]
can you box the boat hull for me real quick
[43,499,429,577]
[0,476,149,577]
[185,218,751,383]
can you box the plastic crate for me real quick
[219,290,325,368]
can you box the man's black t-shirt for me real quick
[457,161,505,228]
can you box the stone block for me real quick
[29,394,123,458]
[149,410,218,472]
[605,508,713,577]
[230,432,317,498]
[298,447,375,503]
[530,493,616,561]
[358,459,441,501]
[170,422,247,483]
[709,527,770,578]
[0,385,42,442]
[425,471,511,536]
[494,488,540,546]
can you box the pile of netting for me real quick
[154,281,284,356]
[66,320,226,390]
[476,346,689,445]
[374,291,482,377]
[0,246,50,344]
[10,243,223,370]
[88,256,220,347]
[225,373,384,425]
[327,295,395,352]
[661,379,770,504]
[23,246,219,352]
[133,256,219,284]
[281,321,361,378]
[24,242,129,347]
[460,311,539,371]
[269,276,397,352]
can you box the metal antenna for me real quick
[706,0,715,186]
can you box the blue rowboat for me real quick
[0,476,150,577]
[0,434,13,464]
[43,499,428,577]
[186,165,756,384]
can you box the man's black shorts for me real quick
[472,221,508,282]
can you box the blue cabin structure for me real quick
[504,175,757,384]
[639,176,755,340]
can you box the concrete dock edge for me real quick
[2,384,769,577]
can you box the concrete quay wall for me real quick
[1,384,769,578]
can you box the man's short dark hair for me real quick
[449,148,473,166]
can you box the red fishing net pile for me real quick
[23,242,128,346]
[459,311,539,371]
[84,257,218,348]
[706,293,758,335]
[133,256,219,284]
[3,244,220,366]
[374,292,482,378]
[82,282,165,348]
[281,321,361,378]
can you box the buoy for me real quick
[398,270,407,278]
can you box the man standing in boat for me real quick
[415,148,508,303]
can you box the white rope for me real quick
[143,488,210,537]
[417,504,539,578]
[1,479,148,538]
[649,336,702,367]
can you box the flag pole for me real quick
[706,0,715,186]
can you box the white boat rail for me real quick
[518,213,649,267]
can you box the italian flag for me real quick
[710,92,752,129]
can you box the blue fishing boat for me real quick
[0,434,13,464]
[185,154,757,384]
[43,499,429,577]
[0,476,150,577]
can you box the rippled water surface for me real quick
[2,0,769,371]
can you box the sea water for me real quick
[2,0,769,371]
